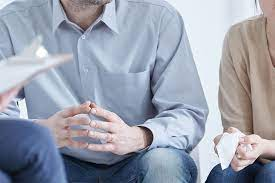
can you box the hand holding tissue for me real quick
[216,131,253,170]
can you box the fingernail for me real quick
[91,108,97,114]
[84,101,90,105]
[89,121,96,127]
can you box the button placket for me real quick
[77,41,89,93]
[83,66,89,74]
[77,34,96,101]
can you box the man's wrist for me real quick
[133,126,153,151]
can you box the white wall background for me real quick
[0,0,257,182]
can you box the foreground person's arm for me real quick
[0,87,20,112]
[0,20,22,118]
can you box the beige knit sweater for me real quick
[219,15,275,140]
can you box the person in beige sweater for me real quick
[206,0,275,182]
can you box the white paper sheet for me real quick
[0,36,73,94]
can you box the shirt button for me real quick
[84,68,89,73]
[81,35,86,40]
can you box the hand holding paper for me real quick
[215,128,268,172]
[216,131,252,170]
[0,36,73,94]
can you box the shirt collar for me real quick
[52,0,66,32]
[101,0,119,34]
[52,0,119,34]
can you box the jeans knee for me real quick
[0,120,54,154]
[256,161,275,182]
[13,121,57,161]
[138,148,197,183]
[28,123,53,146]
[2,119,53,146]
[0,170,11,183]
[22,122,54,148]
[262,161,275,173]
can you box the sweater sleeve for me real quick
[218,30,253,135]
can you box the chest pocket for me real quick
[95,69,153,124]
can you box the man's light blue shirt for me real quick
[0,0,208,164]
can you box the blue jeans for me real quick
[0,119,66,183]
[206,161,275,183]
[63,148,197,183]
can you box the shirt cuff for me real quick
[138,122,168,151]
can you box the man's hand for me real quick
[86,103,153,155]
[231,134,267,172]
[0,87,21,112]
[37,102,92,148]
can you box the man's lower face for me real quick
[69,0,112,6]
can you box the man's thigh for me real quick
[137,148,197,183]
[63,155,138,183]
[63,155,99,182]
[63,148,197,183]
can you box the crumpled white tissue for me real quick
[216,131,253,170]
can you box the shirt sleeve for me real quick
[139,9,209,153]
[218,30,253,135]
[0,19,23,118]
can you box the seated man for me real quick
[0,0,208,182]
[0,87,67,183]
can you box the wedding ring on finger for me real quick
[107,134,114,143]
[236,152,242,159]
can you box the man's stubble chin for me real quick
[68,0,112,7]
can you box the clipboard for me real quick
[0,36,73,94]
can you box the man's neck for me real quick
[60,0,104,31]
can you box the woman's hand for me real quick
[0,87,21,112]
[214,127,269,172]
[231,134,268,172]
